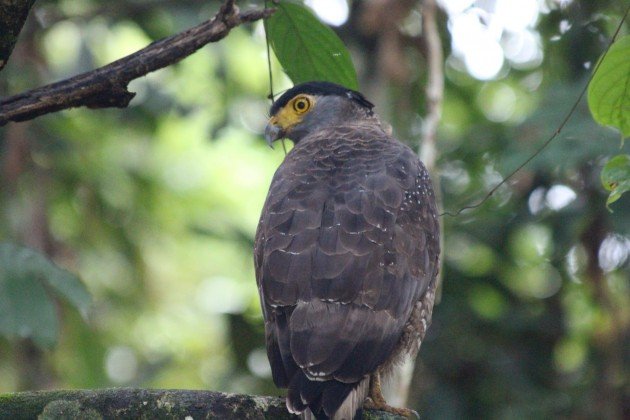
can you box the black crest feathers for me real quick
[270,81,374,116]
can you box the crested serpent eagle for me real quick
[255,81,440,419]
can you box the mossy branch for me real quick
[0,389,292,420]
[0,388,406,419]
[0,388,410,420]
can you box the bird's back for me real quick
[255,123,439,419]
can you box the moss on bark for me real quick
[0,388,406,419]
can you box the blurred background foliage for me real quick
[0,0,628,418]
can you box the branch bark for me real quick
[0,0,36,71]
[0,0,275,126]
[0,388,405,419]
[387,0,445,409]
[418,0,444,296]
[406,0,444,409]
[418,0,443,169]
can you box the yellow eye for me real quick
[292,96,311,114]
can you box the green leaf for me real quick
[0,266,58,348]
[266,1,358,90]
[587,35,630,138]
[0,243,92,348]
[600,154,630,209]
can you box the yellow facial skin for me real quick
[268,94,316,132]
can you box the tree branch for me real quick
[418,0,443,169]
[388,2,445,409]
[0,0,36,71]
[0,388,405,419]
[0,0,275,126]
[419,0,444,279]
[416,0,446,303]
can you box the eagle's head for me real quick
[264,81,375,145]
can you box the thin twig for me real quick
[263,0,287,155]
[0,0,275,126]
[264,0,275,102]
[442,3,630,217]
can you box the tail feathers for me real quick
[287,371,369,420]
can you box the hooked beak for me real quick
[264,116,284,148]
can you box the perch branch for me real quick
[0,0,275,126]
[0,388,406,419]
[0,0,37,71]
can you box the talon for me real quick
[364,373,419,418]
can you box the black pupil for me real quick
[296,100,306,110]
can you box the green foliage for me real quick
[0,243,91,349]
[265,1,358,90]
[601,154,630,208]
[587,35,630,138]
[0,1,627,418]
[585,34,630,210]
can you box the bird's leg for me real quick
[363,373,419,419]
[366,372,387,407]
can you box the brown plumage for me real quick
[255,82,440,419]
